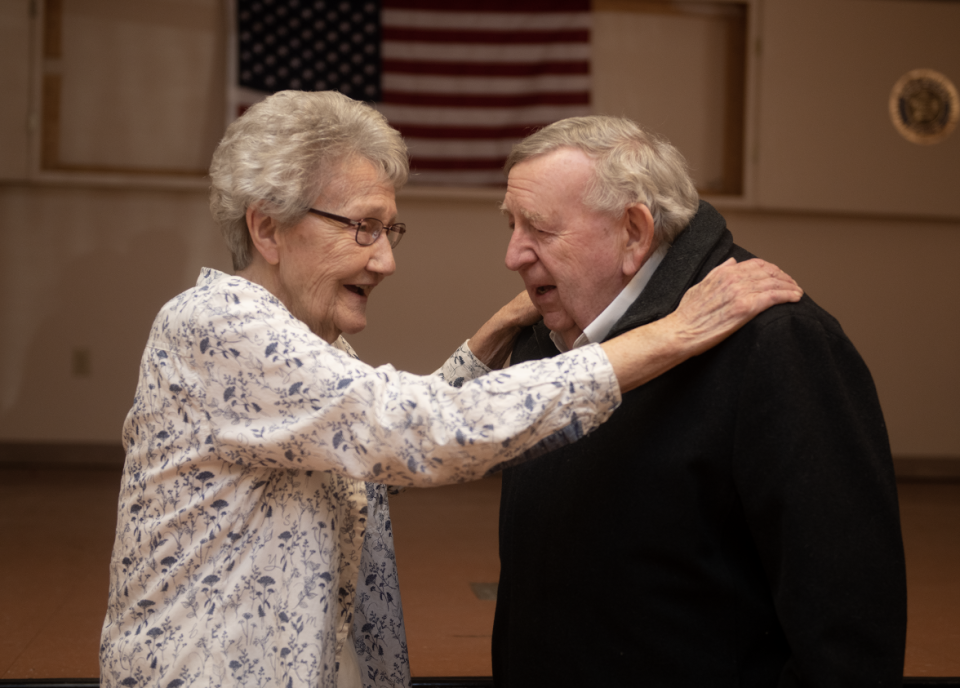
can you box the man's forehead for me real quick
[499,201,548,225]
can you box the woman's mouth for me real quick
[345,285,368,296]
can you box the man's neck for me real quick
[551,249,666,353]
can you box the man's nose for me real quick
[368,233,396,276]
[504,228,535,272]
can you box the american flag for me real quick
[231,0,591,186]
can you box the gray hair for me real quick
[505,116,698,247]
[209,90,409,270]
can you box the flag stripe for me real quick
[382,27,590,43]
[405,157,507,170]
[382,41,590,63]
[405,137,519,158]
[383,73,590,95]
[383,9,591,30]
[382,91,589,107]
[409,170,510,185]
[382,59,589,77]
[377,103,591,127]
[392,125,543,139]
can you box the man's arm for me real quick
[735,311,906,687]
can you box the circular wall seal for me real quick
[889,69,959,145]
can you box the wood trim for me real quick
[42,0,61,59]
[592,0,744,16]
[40,162,211,176]
[40,72,61,169]
[0,442,125,468]
[894,457,960,482]
[720,8,747,196]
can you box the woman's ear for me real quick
[622,203,657,277]
[246,205,282,266]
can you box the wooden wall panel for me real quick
[592,0,749,195]
[41,0,225,176]
[756,0,960,218]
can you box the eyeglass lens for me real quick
[356,219,404,248]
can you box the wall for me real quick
[0,0,957,461]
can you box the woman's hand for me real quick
[601,258,802,393]
[667,258,803,356]
[468,290,541,369]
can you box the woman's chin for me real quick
[337,316,368,337]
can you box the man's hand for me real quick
[468,290,541,369]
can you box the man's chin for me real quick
[541,315,576,339]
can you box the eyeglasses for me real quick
[307,208,406,248]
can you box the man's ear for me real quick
[622,203,657,277]
[246,205,282,266]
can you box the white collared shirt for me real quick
[550,250,665,353]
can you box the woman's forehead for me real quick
[317,157,397,218]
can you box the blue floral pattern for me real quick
[99,268,619,688]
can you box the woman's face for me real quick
[274,157,398,343]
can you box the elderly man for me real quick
[492,117,906,687]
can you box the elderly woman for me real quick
[99,91,800,688]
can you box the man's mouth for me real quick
[535,285,556,296]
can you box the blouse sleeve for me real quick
[130,277,621,487]
[434,340,493,387]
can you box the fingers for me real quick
[491,290,541,329]
[706,258,802,298]
[506,289,541,328]
[667,256,804,357]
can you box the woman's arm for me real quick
[164,261,796,487]
[467,257,801,389]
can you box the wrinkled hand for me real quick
[667,257,803,356]
[499,289,541,329]
[468,290,541,369]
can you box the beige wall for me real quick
[0,0,957,460]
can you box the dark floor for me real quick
[0,466,958,679]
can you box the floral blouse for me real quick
[99,268,619,688]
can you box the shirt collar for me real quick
[549,249,665,353]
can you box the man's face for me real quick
[503,147,633,349]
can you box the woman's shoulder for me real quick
[150,268,299,353]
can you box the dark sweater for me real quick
[492,201,906,687]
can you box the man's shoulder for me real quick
[695,243,851,348]
[741,288,848,349]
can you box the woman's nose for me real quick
[368,232,396,276]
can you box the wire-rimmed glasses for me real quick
[307,208,406,248]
